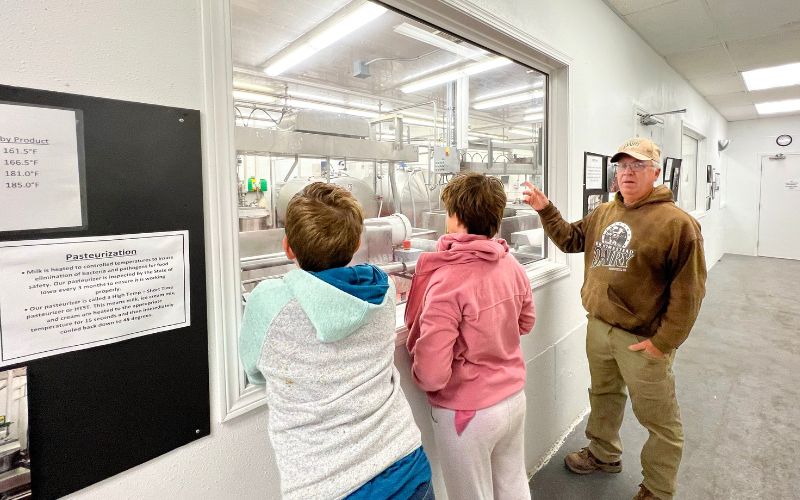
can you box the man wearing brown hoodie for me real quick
[523,137,706,500]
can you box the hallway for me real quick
[529,254,800,499]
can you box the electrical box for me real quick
[432,146,461,174]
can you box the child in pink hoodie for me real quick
[406,172,536,499]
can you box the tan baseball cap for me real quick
[610,137,661,164]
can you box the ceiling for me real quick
[604,0,800,121]
[231,0,545,141]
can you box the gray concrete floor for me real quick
[529,254,800,500]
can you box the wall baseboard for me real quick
[527,406,589,478]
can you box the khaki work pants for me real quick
[585,317,683,500]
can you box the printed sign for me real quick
[0,231,190,366]
[585,154,604,190]
[0,102,85,232]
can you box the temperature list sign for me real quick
[0,102,86,232]
[0,231,190,366]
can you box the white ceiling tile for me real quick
[605,0,679,16]
[704,0,800,41]
[726,29,800,71]
[665,44,737,79]
[623,0,721,55]
[716,104,759,121]
[706,91,753,107]
[690,72,747,95]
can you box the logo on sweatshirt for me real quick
[591,222,635,271]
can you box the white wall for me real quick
[724,115,800,256]
[0,0,728,498]
[1,1,283,499]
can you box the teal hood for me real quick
[284,269,394,343]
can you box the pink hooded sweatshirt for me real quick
[405,233,535,414]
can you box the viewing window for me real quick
[232,0,549,305]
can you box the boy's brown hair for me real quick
[285,182,364,272]
[441,173,506,237]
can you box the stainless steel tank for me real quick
[367,166,437,226]
[238,208,269,231]
[275,175,380,225]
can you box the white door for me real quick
[758,154,800,260]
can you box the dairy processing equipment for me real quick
[234,107,545,298]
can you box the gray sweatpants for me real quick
[431,390,530,500]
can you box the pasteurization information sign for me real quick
[0,102,85,232]
[0,231,190,366]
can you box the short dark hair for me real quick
[441,173,506,237]
[285,182,364,271]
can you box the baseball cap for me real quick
[610,137,661,164]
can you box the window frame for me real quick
[680,123,706,217]
[201,0,573,421]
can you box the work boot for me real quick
[633,483,660,499]
[564,447,622,474]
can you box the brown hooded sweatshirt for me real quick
[537,185,706,353]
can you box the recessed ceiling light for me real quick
[264,1,387,76]
[472,90,544,110]
[755,98,800,115]
[393,23,486,60]
[742,62,800,91]
[523,113,544,122]
[400,57,512,93]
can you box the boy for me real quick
[406,172,535,500]
[240,182,432,499]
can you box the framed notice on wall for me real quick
[584,152,606,190]
[0,102,87,234]
[666,157,682,201]
[583,152,609,216]
[0,231,190,366]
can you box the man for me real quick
[523,137,706,500]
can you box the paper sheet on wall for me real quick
[585,154,603,190]
[0,231,190,366]
[0,102,85,232]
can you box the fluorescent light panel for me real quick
[755,98,800,115]
[742,62,800,91]
[264,1,387,76]
[509,128,534,136]
[289,90,380,111]
[473,82,543,102]
[523,113,544,121]
[394,23,486,60]
[472,90,543,110]
[469,131,507,140]
[401,60,464,83]
[401,57,513,93]
[233,90,377,118]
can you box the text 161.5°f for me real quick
[5,170,40,177]
[3,159,38,166]
[5,182,40,189]
[2,147,38,155]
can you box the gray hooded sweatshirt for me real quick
[240,269,421,499]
